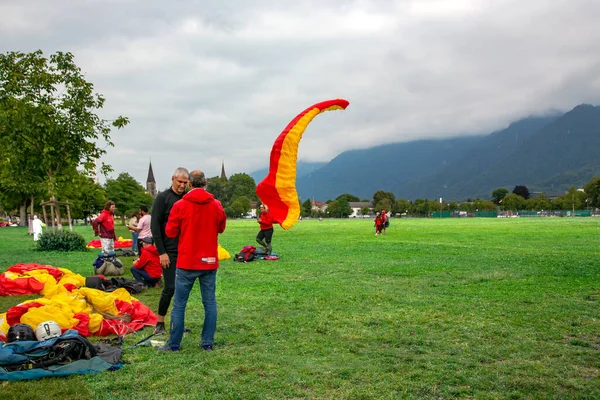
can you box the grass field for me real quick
[0,217,599,399]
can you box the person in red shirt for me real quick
[92,201,116,255]
[374,212,383,235]
[256,204,274,255]
[131,237,163,288]
[381,209,388,235]
[160,170,226,352]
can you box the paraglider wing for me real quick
[256,99,349,230]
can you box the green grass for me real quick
[1,218,599,399]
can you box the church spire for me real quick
[146,160,157,198]
[220,160,227,180]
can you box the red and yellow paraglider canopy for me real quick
[256,99,349,230]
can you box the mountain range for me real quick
[249,104,600,202]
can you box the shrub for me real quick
[37,231,88,252]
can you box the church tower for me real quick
[220,160,227,180]
[146,161,157,198]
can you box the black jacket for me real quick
[151,188,184,256]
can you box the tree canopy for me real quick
[0,50,128,222]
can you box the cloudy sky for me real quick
[2,0,600,190]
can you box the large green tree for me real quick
[373,190,395,212]
[492,188,509,205]
[583,176,600,207]
[57,170,107,222]
[104,173,153,223]
[0,50,129,209]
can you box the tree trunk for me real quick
[19,201,26,226]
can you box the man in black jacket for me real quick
[151,167,189,334]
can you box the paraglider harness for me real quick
[233,246,276,262]
[85,276,145,295]
[1,332,97,372]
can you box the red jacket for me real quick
[165,188,226,270]
[133,245,162,279]
[258,210,273,230]
[92,210,116,239]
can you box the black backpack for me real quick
[234,246,256,262]
[3,335,98,372]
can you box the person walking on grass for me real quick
[32,215,44,241]
[159,170,226,352]
[127,211,140,255]
[133,205,152,255]
[92,201,116,255]
[374,212,383,236]
[151,167,189,335]
[131,237,163,288]
[256,204,274,255]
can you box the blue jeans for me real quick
[168,268,217,349]
[130,267,159,287]
[131,232,139,252]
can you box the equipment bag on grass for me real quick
[234,246,257,262]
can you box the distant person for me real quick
[32,215,44,241]
[374,212,383,236]
[127,211,140,254]
[151,167,189,335]
[381,209,388,235]
[133,205,152,255]
[92,201,116,254]
[131,237,162,288]
[160,169,226,352]
[256,204,274,255]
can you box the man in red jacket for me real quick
[92,201,116,255]
[160,170,226,352]
[131,237,163,288]
[256,204,274,255]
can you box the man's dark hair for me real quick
[189,170,207,188]
[140,205,149,213]
[104,201,115,211]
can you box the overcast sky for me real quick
[2,0,600,190]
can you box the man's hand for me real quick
[159,254,170,268]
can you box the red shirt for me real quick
[258,210,273,230]
[165,188,226,270]
[133,245,162,279]
[92,210,116,239]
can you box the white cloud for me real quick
[1,0,600,188]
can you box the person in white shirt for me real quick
[32,215,44,241]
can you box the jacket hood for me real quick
[145,245,159,256]
[183,188,215,204]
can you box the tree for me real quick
[512,185,530,200]
[491,188,509,205]
[555,186,587,212]
[301,199,312,217]
[56,169,106,222]
[225,173,258,205]
[360,206,371,217]
[583,176,600,207]
[228,196,252,218]
[326,199,352,218]
[0,50,129,201]
[206,176,228,203]
[501,193,526,211]
[373,190,395,212]
[104,173,154,223]
[336,193,360,203]
[394,198,411,216]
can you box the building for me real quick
[146,161,157,198]
[349,202,373,218]
[220,161,227,180]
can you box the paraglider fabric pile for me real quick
[0,263,158,342]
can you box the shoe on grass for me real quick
[157,344,180,352]
[199,343,213,351]
[153,322,166,335]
